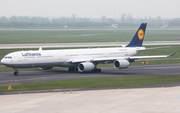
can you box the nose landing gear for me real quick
[13,68,19,76]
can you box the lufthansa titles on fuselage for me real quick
[21,53,41,57]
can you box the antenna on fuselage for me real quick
[39,47,42,51]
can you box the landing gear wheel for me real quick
[68,67,78,72]
[68,67,73,72]
[13,68,19,76]
[14,72,19,76]
[97,69,101,73]
[91,68,101,73]
[75,67,78,72]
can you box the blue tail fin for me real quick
[126,23,147,47]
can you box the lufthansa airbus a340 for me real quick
[1,23,176,75]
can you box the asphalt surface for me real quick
[0,63,180,87]
[1,64,180,112]
[0,41,180,49]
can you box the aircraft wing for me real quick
[127,55,168,60]
[71,51,176,63]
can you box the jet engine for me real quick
[39,67,53,70]
[114,60,130,69]
[78,62,95,72]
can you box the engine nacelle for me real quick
[39,67,53,70]
[78,62,95,72]
[114,60,130,69]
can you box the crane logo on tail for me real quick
[138,29,144,40]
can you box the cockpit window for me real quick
[4,56,12,59]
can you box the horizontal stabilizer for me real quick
[144,46,170,50]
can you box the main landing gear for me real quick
[13,68,19,76]
[68,67,101,73]
[68,67,78,72]
[91,68,101,73]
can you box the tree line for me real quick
[0,15,179,28]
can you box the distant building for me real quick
[111,24,118,28]
[161,21,168,28]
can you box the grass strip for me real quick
[1,76,180,92]
[1,29,180,44]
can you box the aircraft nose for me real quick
[1,58,5,64]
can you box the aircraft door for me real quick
[103,50,108,57]
[58,52,64,62]
[17,53,23,63]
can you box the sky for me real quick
[0,0,180,19]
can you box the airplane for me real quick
[1,23,176,76]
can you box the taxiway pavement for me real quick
[0,63,180,87]
[1,64,180,113]
[0,85,180,113]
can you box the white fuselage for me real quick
[1,47,143,68]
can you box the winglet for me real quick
[169,51,177,57]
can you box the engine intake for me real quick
[78,62,95,72]
[114,60,130,69]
